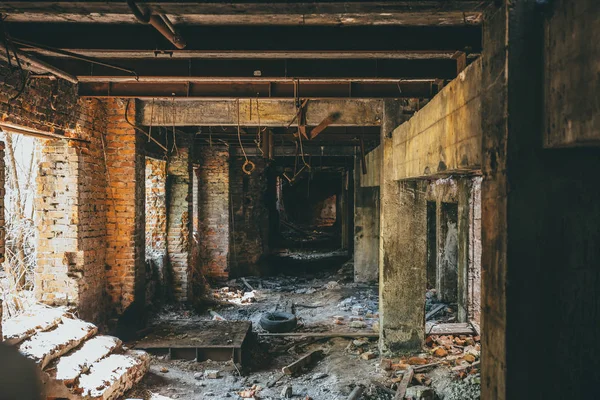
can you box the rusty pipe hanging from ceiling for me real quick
[126,0,186,49]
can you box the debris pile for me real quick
[213,286,257,305]
[374,334,480,398]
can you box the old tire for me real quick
[260,312,297,333]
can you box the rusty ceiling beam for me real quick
[37,57,459,80]
[4,23,482,54]
[78,80,438,99]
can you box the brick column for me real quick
[104,99,146,313]
[167,133,193,302]
[197,147,230,280]
[0,141,4,339]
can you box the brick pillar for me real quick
[197,147,230,280]
[104,99,145,313]
[167,133,193,302]
[0,141,4,339]
[35,99,109,323]
[36,140,84,307]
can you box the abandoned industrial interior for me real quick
[0,0,597,399]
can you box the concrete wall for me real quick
[544,0,600,147]
[481,1,600,398]
[387,60,483,181]
[354,157,380,283]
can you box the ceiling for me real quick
[0,1,488,149]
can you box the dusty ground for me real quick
[125,256,480,400]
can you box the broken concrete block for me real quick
[76,350,150,400]
[205,370,220,379]
[360,351,376,360]
[405,385,435,400]
[54,335,122,385]
[3,306,66,345]
[18,317,98,369]
[194,372,203,380]
[350,321,367,328]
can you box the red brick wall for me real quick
[229,156,269,276]
[34,99,109,323]
[1,61,149,320]
[197,147,230,280]
[0,141,4,338]
[167,134,193,301]
[104,99,145,313]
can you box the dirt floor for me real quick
[125,257,481,400]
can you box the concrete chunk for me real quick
[54,335,122,385]
[2,306,66,345]
[18,318,98,369]
[76,350,150,400]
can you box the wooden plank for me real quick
[138,99,382,127]
[394,366,414,400]
[425,304,446,320]
[282,350,324,375]
[425,322,474,336]
[310,112,340,139]
[259,332,379,339]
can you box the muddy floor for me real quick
[125,257,480,400]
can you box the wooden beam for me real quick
[309,112,341,139]
[0,2,487,26]
[4,24,483,54]
[452,51,467,74]
[138,99,382,127]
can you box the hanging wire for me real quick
[237,99,255,175]
[171,97,179,156]
[148,98,155,142]
[255,96,264,156]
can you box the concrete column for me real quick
[379,100,427,353]
[353,156,379,283]
[481,1,600,398]
[167,132,193,302]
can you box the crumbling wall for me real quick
[33,99,109,323]
[544,0,600,147]
[197,146,230,280]
[354,155,380,283]
[229,156,269,277]
[167,134,193,302]
[145,158,167,256]
[467,177,482,323]
[481,1,600,398]
[0,141,4,338]
[103,99,146,315]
